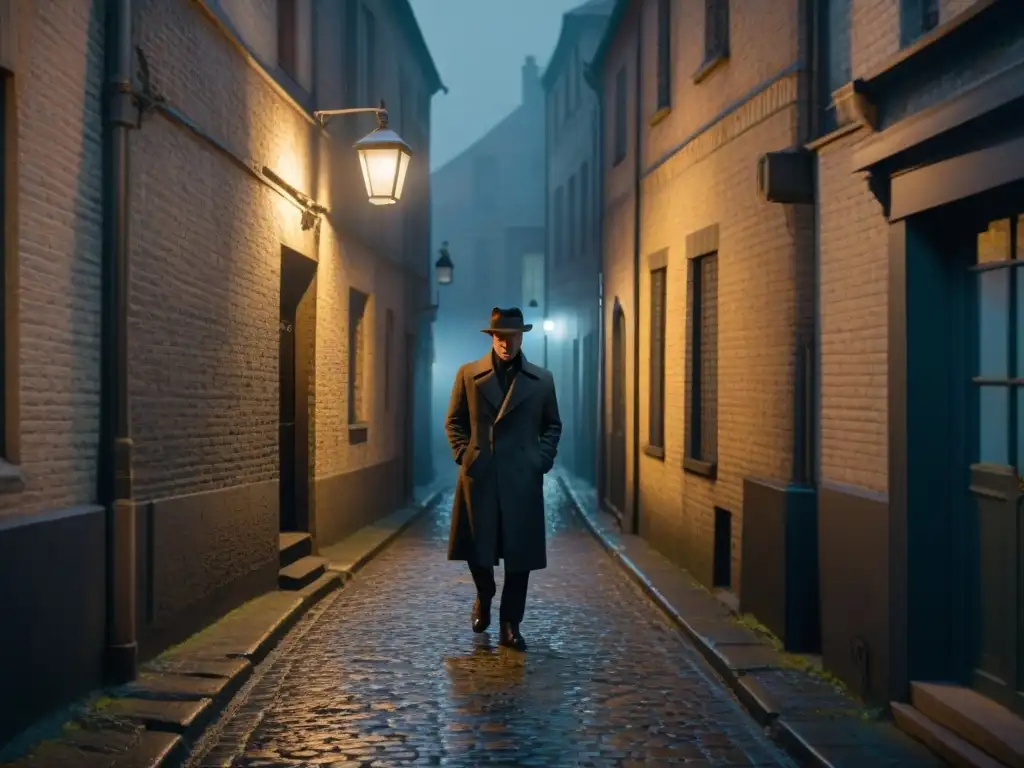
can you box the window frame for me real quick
[656,0,672,111]
[684,242,719,478]
[647,265,668,455]
[348,288,369,431]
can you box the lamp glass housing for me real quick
[436,264,453,285]
[354,127,412,205]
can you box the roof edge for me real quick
[588,0,630,75]
[393,0,448,95]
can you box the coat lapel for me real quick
[496,356,540,423]
[471,354,504,413]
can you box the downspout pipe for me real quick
[101,0,137,684]
[543,75,551,370]
[584,66,606,503]
[630,4,643,535]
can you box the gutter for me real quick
[101,0,138,683]
[630,3,642,535]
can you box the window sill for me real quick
[348,423,369,445]
[683,457,716,479]
[0,459,25,494]
[649,106,671,127]
[692,52,728,85]
[643,444,665,460]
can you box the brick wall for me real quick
[0,0,105,517]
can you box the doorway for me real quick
[609,304,627,521]
[965,210,1024,713]
[279,247,317,533]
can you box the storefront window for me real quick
[974,216,1019,469]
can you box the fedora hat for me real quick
[480,306,533,334]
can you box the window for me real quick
[704,0,730,62]
[900,0,940,47]
[656,0,671,110]
[553,186,564,265]
[648,267,667,451]
[568,174,577,261]
[613,66,627,165]
[344,0,359,106]
[348,289,369,425]
[818,0,852,135]
[972,215,1024,474]
[277,0,297,79]
[472,154,498,211]
[580,161,590,255]
[686,252,719,472]
[362,6,377,105]
[521,253,545,309]
[384,308,394,411]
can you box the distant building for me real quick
[430,56,546,462]
[542,0,612,487]
[0,0,442,746]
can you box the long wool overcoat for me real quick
[445,352,562,572]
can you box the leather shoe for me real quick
[499,621,527,651]
[472,598,491,633]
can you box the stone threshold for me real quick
[2,483,447,768]
[555,470,946,768]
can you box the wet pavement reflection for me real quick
[189,478,794,767]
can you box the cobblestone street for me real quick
[188,478,795,767]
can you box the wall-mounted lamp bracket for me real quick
[313,100,389,130]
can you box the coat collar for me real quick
[471,352,541,421]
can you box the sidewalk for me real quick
[555,470,944,768]
[0,481,447,768]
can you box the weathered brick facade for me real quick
[596,0,812,599]
[0,0,440,745]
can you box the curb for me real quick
[556,474,835,768]
[2,489,447,768]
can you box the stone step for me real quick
[278,555,327,591]
[912,682,1024,767]
[279,531,313,568]
[893,702,1007,768]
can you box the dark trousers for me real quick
[469,565,530,624]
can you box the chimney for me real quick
[522,55,541,105]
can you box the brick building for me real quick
[812,0,1024,750]
[542,0,612,487]
[0,0,442,746]
[430,58,546,465]
[591,0,817,638]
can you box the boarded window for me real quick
[649,267,667,449]
[349,289,369,424]
[613,66,627,165]
[704,0,729,61]
[656,0,671,109]
[686,253,718,464]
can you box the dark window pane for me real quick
[979,386,1009,465]
[978,268,1010,378]
[699,254,719,462]
[649,268,667,448]
[656,0,671,109]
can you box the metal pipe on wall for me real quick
[101,0,138,684]
[630,3,643,535]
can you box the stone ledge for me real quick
[555,470,945,768]
[2,484,448,767]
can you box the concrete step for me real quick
[278,555,327,591]
[279,531,313,568]
[912,682,1024,767]
[893,702,1007,768]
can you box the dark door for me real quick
[572,337,581,476]
[967,212,1024,714]
[609,306,627,519]
[404,332,416,503]
[582,331,597,484]
[279,247,317,532]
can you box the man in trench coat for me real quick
[445,307,562,651]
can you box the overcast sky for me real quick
[409,0,586,171]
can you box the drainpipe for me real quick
[588,77,606,502]
[629,5,643,535]
[543,75,551,370]
[101,0,137,684]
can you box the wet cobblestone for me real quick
[189,478,795,767]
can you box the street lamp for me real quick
[435,242,454,286]
[542,319,555,333]
[313,101,412,205]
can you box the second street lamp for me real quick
[435,242,454,286]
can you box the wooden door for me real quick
[609,307,627,519]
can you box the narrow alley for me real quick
[186,480,794,768]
